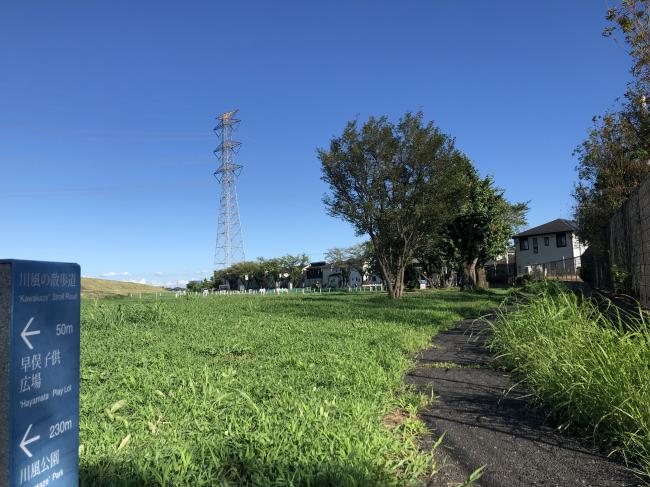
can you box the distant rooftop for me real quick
[513,218,578,238]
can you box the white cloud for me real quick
[165,279,189,288]
[128,278,147,285]
[116,276,189,288]
[154,272,165,276]
[101,271,130,277]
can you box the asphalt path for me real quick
[406,312,644,487]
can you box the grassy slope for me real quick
[82,278,168,299]
[79,290,502,486]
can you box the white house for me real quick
[303,261,376,288]
[303,261,331,288]
[348,268,363,288]
[513,219,587,276]
[304,262,350,288]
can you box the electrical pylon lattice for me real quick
[213,109,245,270]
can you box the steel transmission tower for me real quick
[213,109,245,270]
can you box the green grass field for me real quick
[78,290,502,486]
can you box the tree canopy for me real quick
[319,111,475,298]
[413,172,527,290]
[210,254,310,290]
[574,0,650,251]
[447,174,528,288]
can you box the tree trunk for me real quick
[370,236,410,299]
[420,266,436,288]
[464,258,478,290]
[425,275,436,288]
[476,265,488,289]
[393,264,406,299]
[444,273,453,288]
[440,265,453,288]
[376,257,395,298]
[385,272,395,298]
[377,256,406,299]
[393,276,401,299]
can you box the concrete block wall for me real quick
[608,173,650,307]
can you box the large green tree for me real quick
[605,0,650,88]
[574,1,650,252]
[319,111,473,298]
[279,254,310,287]
[413,232,460,288]
[447,173,528,289]
[573,107,650,251]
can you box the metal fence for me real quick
[527,255,582,282]
[486,263,516,285]
[157,285,386,299]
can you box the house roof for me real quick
[513,218,578,238]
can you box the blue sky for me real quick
[0,1,632,287]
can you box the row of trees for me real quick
[187,244,378,293]
[187,254,310,292]
[574,1,650,258]
[319,111,527,299]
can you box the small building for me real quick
[304,262,367,288]
[348,268,363,288]
[304,262,341,288]
[513,218,587,277]
[363,269,383,286]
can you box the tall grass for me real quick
[490,283,650,477]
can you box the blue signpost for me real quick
[1,260,80,487]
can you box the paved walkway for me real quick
[406,311,643,487]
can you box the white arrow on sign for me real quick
[21,317,40,350]
[20,424,40,458]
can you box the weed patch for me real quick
[490,287,650,477]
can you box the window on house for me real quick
[533,237,539,254]
[556,233,567,247]
[306,268,323,279]
[519,237,529,251]
[544,236,549,246]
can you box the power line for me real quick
[0,182,209,197]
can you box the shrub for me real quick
[490,288,650,477]
[611,265,632,294]
[514,273,533,286]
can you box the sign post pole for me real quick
[1,260,81,487]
